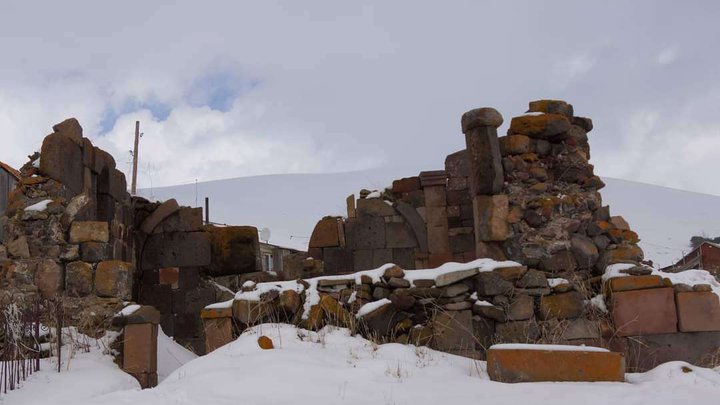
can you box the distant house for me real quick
[0,161,20,242]
[662,241,720,278]
[259,241,299,274]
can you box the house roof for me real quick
[0,161,20,180]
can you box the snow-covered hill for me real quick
[140,170,720,268]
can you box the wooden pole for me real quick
[131,121,140,195]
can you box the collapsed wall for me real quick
[307,100,644,279]
[0,119,264,353]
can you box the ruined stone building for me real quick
[307,100,643,281]
[0,119,263,353]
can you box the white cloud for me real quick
[552,53,597,87]
[657,47,679,65]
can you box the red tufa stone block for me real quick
[675,292,720,332]
[159,267,180,289]
[123,323,158,380]
[392,177,421,194]
[487,346,625,383]
[204,317,233,353]
[611,288,678,336]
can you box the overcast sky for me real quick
[1,1,719,195]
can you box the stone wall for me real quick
[0,119,264,354]
[134,197,263,352]
[0,118,135,325]
[308,100,644,283]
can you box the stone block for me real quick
[204,317,233,353]
[52,117,83,142]
[606,275,664,293]
[450,233,474,254]
[476,272,514,296]
[570,234,599,269]
[357,198,396,217]
[394,202,428,253]
[157,207,203,233]
[539,292,585,320]
[69,221,109,244]
[392,248,415,269]
[358,300,399,336]
[562,319,601,340]
[95,260,134,300]
[445,150,470,178]
[7,235,30,259]
[93,146,116,174]
[143,231,212,271]
[507,113,571,140]
[140,199,180,234]
[426,207,450,254]
[419,170,447,187]
[80,242,109,262]
[40,132,84,194]
[611,288,677,336]
[346,194,356,218]
[432,310,475,352]
[352,249,373,271]
[123,306,161,325]
[464,126,503,195]
[539,250,577,273]
[309,217,341,248]
[385,222,417,249]
[159,267,179,289]
[232,300,274,325]
[608,331,720,372]
[99,169,128,202]
[372,248,393,268]
[498,135,531,156]
[34,259,64,298]
[675,292,720,332]
[392,177,421,193]
[487,346,625,383]
[345,217,386,250]
[139,284,172,314]
[494,320,540,343]
[123,323,158,375]
[322,247,353,274]
[428,252,453,268]
[473,195,509,242]
[527,100,574,117]
[423,185,446,208]
[65,261,93,296]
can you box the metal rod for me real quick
[205,197,209,225]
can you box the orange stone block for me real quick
[487,346,625,383]
[159,267,179,289]
[675,292,720,332]
[308,217,341,248]
[606,275,664,294]
[201,306,233,319]
[123,323,158,376]
[204,317,234,353]
[611,288,677,336]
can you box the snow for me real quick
[24,199,53,212]
[157,328,197,382]
[140,171,720,268]
[490,343,609,353]
[589,294,609,313]
[365,190,382,199]
[117,304,141,317]
[524,111,545,116]
[603,263,720,298]
[7,323,714,405]
[221,259,521,319]
[547,278,569,288]
[356,298,391,318]
[474,300,494,307]
[205,299,233,309]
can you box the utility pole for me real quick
[131,120,140,195]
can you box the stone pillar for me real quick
[121,306,160,389]
[461,108,508,258]
[461,108,504,196]
[201,307,234,353]
[420,171,451,267]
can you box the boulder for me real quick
[34,259,64,298]
[499,135,531,156]
[516,269,547,289]
[507,114,571,140]
[7,235,30,259]
[527,100,574,118]
[570,234,599,269]
[461,107,503,132]
[40,131,84,194]
[359,300,400,336]
[95,260,134,300]
[69,221,109,244]
[507,294,534,321]
[476,272,514,296]
[538,291,584,320]
[65,261,93,296]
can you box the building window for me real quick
[264,254,273,272]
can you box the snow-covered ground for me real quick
[140,170,720,268]
[2,328,196,405]
[5,324,720,405]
